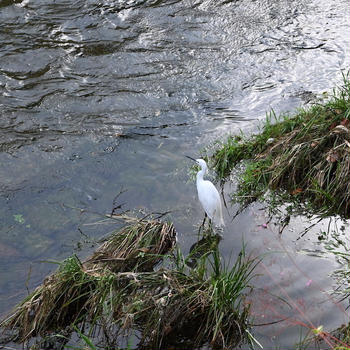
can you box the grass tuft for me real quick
[211,72,350,218]
[0,218,258,350]
[0,218,176,343]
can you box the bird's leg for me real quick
[208,218,213,234]
[197,224,202,236]
[198,213,207,236]
[202,213,207,227]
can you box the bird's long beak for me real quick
[185,155,197,162]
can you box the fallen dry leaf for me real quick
[316,170,325,187]
[329,122,338,130]
[341,118,350,127]
[326,150,339,163]
[331,125,349,134]
[291,188,303,195]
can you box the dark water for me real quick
[0,0,349,348]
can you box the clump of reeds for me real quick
[128,247,258,350]
[212,73,350,218]
[0,218,176,343]
[1,217,258,350]
[85,219,176,273]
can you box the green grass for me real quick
[1,218,259,350]
[211,72,350,219]
[292,323,350,350]
[335,323,350,349]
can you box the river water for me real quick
[0,0,349,348]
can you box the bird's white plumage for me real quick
[194,159,224,227]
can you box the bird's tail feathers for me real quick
[214,208,225,228]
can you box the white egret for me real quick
[186,156,225,227]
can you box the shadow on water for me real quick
[0,0,349,348]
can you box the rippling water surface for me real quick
[0,0,349,348]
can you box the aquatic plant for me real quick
[323,222,350,304]
[292,323,350,350]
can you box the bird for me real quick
[186,156,225,228]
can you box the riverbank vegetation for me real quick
[208,74,350,350]
[0,216,259,350]
[211,73,350,220]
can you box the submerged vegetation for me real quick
[211,73,350,219]
[325,228,350,304]
[0,216,258,350]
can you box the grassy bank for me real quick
[211,73,350,219]
[0,216,259,350]
[209,74,350,350]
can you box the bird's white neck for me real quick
[196,166,206,183]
